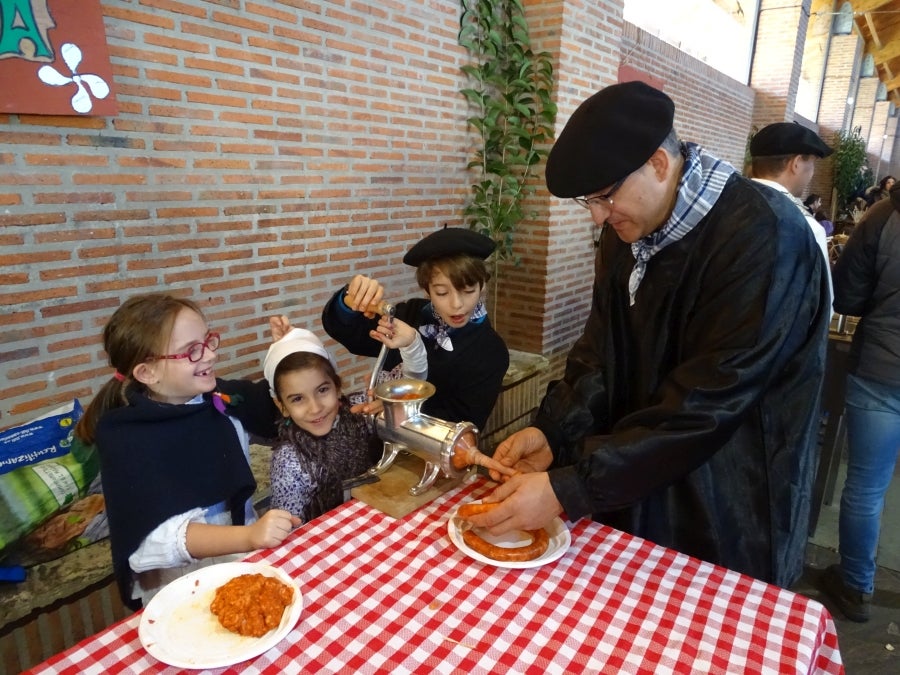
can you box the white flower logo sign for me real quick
[37,43,110,114]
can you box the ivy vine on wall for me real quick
[457,0,557,269]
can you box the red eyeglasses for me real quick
[152,332,220,363]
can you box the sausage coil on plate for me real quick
[457,502,549,562]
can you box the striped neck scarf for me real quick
[628,143,735,305]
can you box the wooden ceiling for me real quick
[850,0,900,105]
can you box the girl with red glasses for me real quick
[75,293,299,610]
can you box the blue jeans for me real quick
[838,373,900,594]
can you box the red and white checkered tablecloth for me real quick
[28,479,844,674]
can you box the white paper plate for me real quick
[448,502,571,569]
[138,562,302,669]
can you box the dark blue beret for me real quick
[749,122,833,158]
[403,226,495,267]
[545,81,675,198]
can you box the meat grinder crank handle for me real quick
[368,343,388,396]
[367,302,395,399]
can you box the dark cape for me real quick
[96,378,277,609]
[322,294,509,430]
[536,174,830,588]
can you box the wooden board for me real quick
[350,451,471,519]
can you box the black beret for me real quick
[749,122,833,158]
[545,81,675,198]
[402,226,495,267]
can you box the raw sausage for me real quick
[451,434,517,479]
[456,501,549,562]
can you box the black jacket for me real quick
[322,292,508,430]
[534,174,830,588]
[832,185,900,386]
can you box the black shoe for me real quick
[821,564,872,623]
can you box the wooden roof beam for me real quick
[884,72,900,93]
[863,13,882,48]
[870,40,900,65]
[849,0,893,14]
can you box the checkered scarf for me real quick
[628,143,736,305]
[418,300,487,351]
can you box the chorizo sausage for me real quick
[457,501,501,518]
[456,501,549,562]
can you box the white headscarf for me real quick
[263,328,336,395]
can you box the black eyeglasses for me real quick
[573,175,628,210]
[152,332,220,363]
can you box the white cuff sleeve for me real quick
[128,507,206,572]
[399,334,428,380]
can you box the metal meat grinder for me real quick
[369,378,478,496]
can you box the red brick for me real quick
[73,209,151,222]
[24,153,108,167]
[40,263,118,281]
[38,297,119,320]
[86,278,159,293]
[184,56,246,75]
[0,286,78,306]
[9,389,94,416]
[181,21,243,43]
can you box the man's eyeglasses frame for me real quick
[573,175,628,210]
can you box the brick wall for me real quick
[816,31,864,212]
[750,0,811,127]
[509,0,626,370]
[852,78,879,147]
[513,1,628,382]
[1,0,473,428]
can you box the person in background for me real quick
[823,184,900,622]
[461,81,830,589]
[803,193,822,217]
[74,293,299,609]
[864,175,895,207]
[321,226,509,431]
[749,122,833,302]
[813,209,834,237]
[264,326,421,522]
[803,194,833,238]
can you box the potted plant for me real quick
[457,0,557,317]
[830,126,870,222]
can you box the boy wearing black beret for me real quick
[321,226,509,431]
[462,81,830,591]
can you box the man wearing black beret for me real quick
[462,81,831,589]
[750,122,834,302]
[321,226,508,430]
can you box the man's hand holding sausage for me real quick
[460,427,563,535]
[462,472,563,535]
[488,426,554,480]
